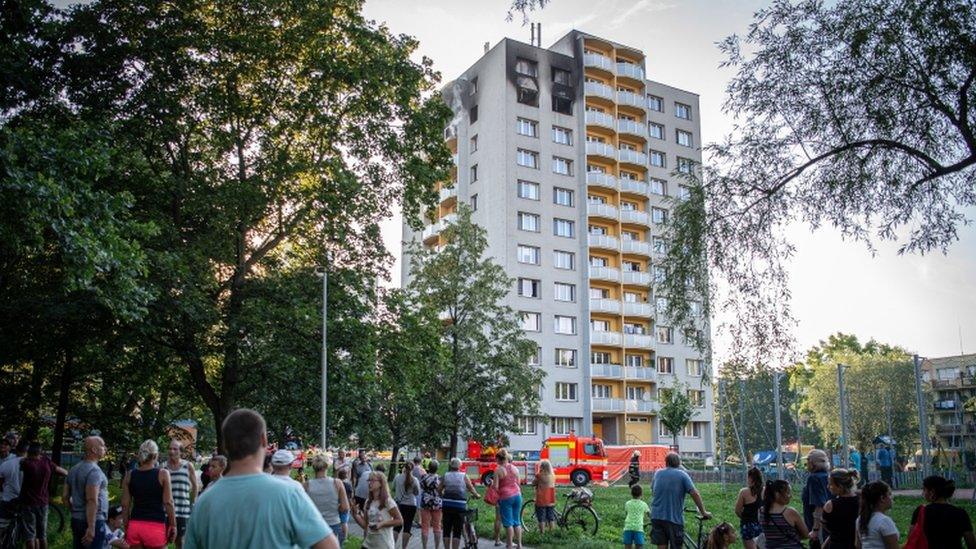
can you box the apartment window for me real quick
[592,384,612,399]
[652,237,668,254]
[470,164,478,183]
[515,57,538,77]
[655,297,669,313]
[517,244,540,265]
[521,312,541,332]
[677,185,692,201]
[657,326,674,344]
[551,417,578,435]
[470,194,478,211]
[469,135,478,153]
[552,126,573,145]
[591,352,611,364]
[469,105,478,123]
[653,265,666,284]
[553,250,575,270]
[688,390,705,407]
[552,67,571,85]
[516,416,536,435]
[518,212,540,232]
[553,218,575,238]
[683,422,703,438]
[619,200,636,211]
[684,328,703,346]
[590,319,610,331]
[552,156,573,175]
[554,315,577,334]
[589,287,609,299]
[622,260,641,272]
[625,354,644,367]
[552,95,573,115]
[555,382,578,401]
[647,95,663,112]
[649,150,666,168]
[470,77,478,95]
[621,230,639,241]
[517,180,540,200]
[553,282,576,302]
[589,256,608,267]
[652,207,669,224]
[515,58,539,106]
[687,359,703,377]
[553,187,574,207]
[623,292,640,303]
[555,348,577,368]
[657,356,674,374]
[528,346,541,366]
[675,102,692,120]
[518,278,541,298]
[677,129,693,147]
[620,171,638,181]
[649,178,667,196]
[649,122,664,139]
[516,117,539,137]
[659,422,673,437]
[626,386,646,400]
[623,322,646,335]
[677,157,694,174]
[690,301,703,317]
[517,148,539,168]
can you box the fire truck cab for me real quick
[464,433,608,487]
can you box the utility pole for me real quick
[914,355,932,477]
[719,379,726,487]
[739,379,747,463]
[318,261,329,451]
[838,364,850,469]
[773,371,784,480]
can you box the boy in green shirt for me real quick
[623,484,650,548]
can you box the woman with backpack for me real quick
[906,475,975,549]
[419,460,443,549]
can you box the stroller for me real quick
[461,506,479,549]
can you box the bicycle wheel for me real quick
[48,504,65,534]
[519,499,536,528]
[562,504,598,536]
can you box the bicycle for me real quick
[460,505,479,549]
[644,508,711,549]
[0,503,28,549]
[519,486,599,536]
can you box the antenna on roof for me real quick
[530,22,542,47]
[484,42,489,53]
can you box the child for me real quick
[533,459,556,533]
[706,522,737,549]
[623,484,650,549]
[337,467,354,541]
[104,505,128,549]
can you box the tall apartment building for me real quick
[402,30,714,457]
[922,353,976,451]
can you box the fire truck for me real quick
[461,433,608,487]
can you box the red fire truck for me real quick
[461,433,608,487]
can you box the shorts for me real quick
[442,507,465,539]
[623,529,646,545]
[126,519,167,547]
[497,494,522,528]
[339,510,350,524]
[421,508,442,535]
[394,503,417,534]
[71,518,107,549]
[329,523,345,545]
[740,521,763,541]
[649,519,684,549]
[23,504,48,540]
[534,505,556,523]
[175,516,188,537]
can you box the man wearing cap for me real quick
[270,450,299,484]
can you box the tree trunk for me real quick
[673,433,680,455]
[23,359,46,441]
[389,443,401,481]
[52,351,74,466]
[448,419,460,459]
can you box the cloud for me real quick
[609,0,677,29]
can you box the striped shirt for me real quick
[168,460,193,518]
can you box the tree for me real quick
[664,0,976,364]
[658,384,694,454]
[407,205,541,458]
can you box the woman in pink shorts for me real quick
[122,440,177,548]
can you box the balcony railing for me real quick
[439,186,457,202]
[590,330,622,346]
[621,239,653,256]
[617,119,649,139]
[586,172,618,190]
[584,53,615,72]
[624,302,654,317]
[592,398,625,412]
[626,399,659,413]
[584,111,616,130]
[421,223,439,241]
[618,148,648,165]
[586,141,617,159]
[622,270,651,286]
[590,298,622,314]
[619,209,651,226]
[616,62,645,80]
[587,202,618,219]
[624,333,655,348]
[591,363,623,379]
[444,125,458,141]
[620,178,650,195]
[625,366,657,381]
[934,400,960,410]
[441,212,457,228]
[589,265,620,282]
[584,81,614,101]
[588,234,619,250]
[616,90,647,111]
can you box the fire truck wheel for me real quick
[570,469,591,487]
[481,471,494,486]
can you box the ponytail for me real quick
[403,462,415,492]
[859,481,890,534]
[747,467,764,498]
[829,468,858,493]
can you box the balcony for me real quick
[439,186,457,203]
[617,119,649,139]
[616,90,647,111]
[584,81,615,101]
[624,333,655,348]
[622,270,651,286]
[587,202,618,220]
[584,111,616,131]
[625,366,657,382]
[616,62,645,81]
[589,265,620,282]
[586,141,617,160]
[592,397,625,412]
[590,298,622,314]
[626,399,659,414]
[618,148,648,166]
[588,234,619,250]
[621,239,653,256]
[619,209,651,226]
[620,178,650,195]
[590,330,622,346]
[444,125,458,141]
[584,53,615,73]
[934,400,960,410]
[591,363,623,379]
[586,172,618,191]
[624,302,654,317]
[441,212,457,228]
[421,223,440,242]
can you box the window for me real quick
[515,57,538,77]
[591,352,611,364]
[517,244,540,265]
[649,122,664,139]
[690,301,703,317]
[684,328,703,346]
[516,117,539,137]
[589,255,608,267]
[552,95,573,115]
[659,422,673,437]
[623,291,640,303]
[470,194,478,211]
[677,157,694,174]
[688,390,705,407]
[620,171,638,181]
[686,359,703,377]
[652,207,669,224]
[552,126,573,145]
[469,77,478,95]
[652,265,666,284]
[553,250,575,270]
[623,322,646,335]
[470,164,478,183]
[515,58,539,106]
[649,178,667,196]
[555,349,577,368]
[619,200,637,211]
[656,326,674,344]
[518,278,541,298]
[657,356,674,374]
[626,386,646,400]
[592,384,612,399]
[655,297,669,313]
[621,230,639,241]
[625,354,644,367]
[551,417,579,435]
[552,156,573,175]
[554,315,577,334]
[517,149,539,168]
[528,346,541,366]
[553,218,575,238]
[652,237,668,254]
[469,105,478,123]
[518,212,540,232]
[675,102,692,120]
[555,382,578,401]
[677,185,692,201]
[516,416,536,435]
[682,423,703,438]
[517,180,540,200]
[552,67,571,85]
[590,319,610,331]
[521,312,541,332]
[469,135,479,154]
[589,224,607,235]
[553,282,576,302]
[649,150,666,168]
[553,187,574,206]
[589,287,609,299]
[647,95,663,112]
[677,130,693,147]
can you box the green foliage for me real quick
[658,382,694,452]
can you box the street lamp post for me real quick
[316,263,328,450]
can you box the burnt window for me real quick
[469,105,478,123]
[552,95,573,115]
[552,67,571,85]
[515,57,539,106]
[515,57,538,77]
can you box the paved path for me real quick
[346,520,518,549]
[893,487,976,499]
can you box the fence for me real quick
[615,467,976,490]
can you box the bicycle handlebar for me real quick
[683,508,711,521]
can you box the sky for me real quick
[363,0,976,360]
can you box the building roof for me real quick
[922,353,976,370]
